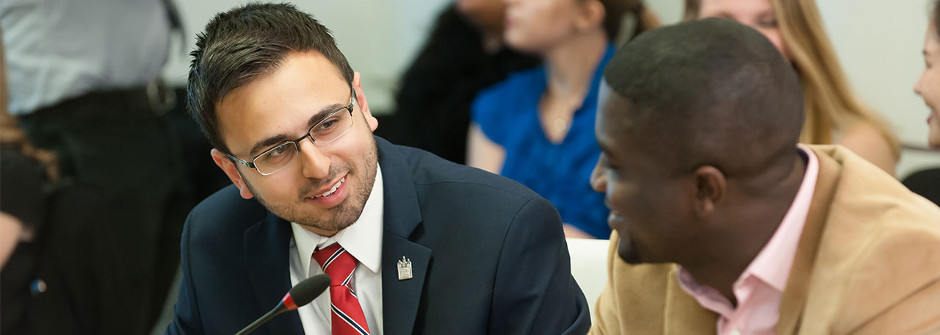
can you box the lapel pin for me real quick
[397,256,413,281]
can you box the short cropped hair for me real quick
[603,19,803,176]
[188,2,354,152]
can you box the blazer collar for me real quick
[375,136,432,334]
[775,146,839,334]
[244,211,303,334]
[375,136,423,238]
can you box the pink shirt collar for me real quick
[677,145,819,334]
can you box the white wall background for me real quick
[162,0,452,115]
[163,0,940,178]
[813,0,940,179]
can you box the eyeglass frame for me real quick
[224,89,356,176]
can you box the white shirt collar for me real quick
[291,164,384,276]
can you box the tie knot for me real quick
[313,243,359,287]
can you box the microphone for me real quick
[235,273,331,335]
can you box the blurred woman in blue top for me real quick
[467,0,658,238]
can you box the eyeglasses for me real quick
[226,92,356,176]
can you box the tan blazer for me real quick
[589,145,940,334]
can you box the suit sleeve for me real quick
[850,278,940,334]
[840,230,940,334]
[488,196,591,334]
[164,211,204,335]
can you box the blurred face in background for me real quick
[697,0,792,62]
[458,0,508,36]
[915,20,940,148]
[502,0,597,54]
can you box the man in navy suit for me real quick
[165,3,589,334]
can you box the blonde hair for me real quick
[684,0,899,158]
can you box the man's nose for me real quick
[297,138,330,180]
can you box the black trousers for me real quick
[19,88,191,334]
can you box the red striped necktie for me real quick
[313,243,371,335]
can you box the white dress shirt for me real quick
[1,0,171,114]
[289,164,384,335]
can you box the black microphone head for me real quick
[289,273,330,307]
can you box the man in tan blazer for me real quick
[588,19,940,334]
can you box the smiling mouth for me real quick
[312,177,345,198]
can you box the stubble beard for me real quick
[247,139,379,234]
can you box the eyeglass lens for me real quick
[252,106,353,175]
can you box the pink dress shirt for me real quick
[677,145,819,335]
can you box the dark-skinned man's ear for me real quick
[692,165,725,217]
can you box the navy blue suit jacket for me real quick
[166,137,590,334]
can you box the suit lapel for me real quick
[775,146,838,334]
[244,212,304,334]
[382,234,431,334]
[375,137,430,334]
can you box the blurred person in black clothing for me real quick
[1,0,190,332]
[1,42,106,334]
[378,0,539,164]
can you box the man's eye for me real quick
[268,144,293,158]
[312,116,342,137]
[318,119,338,131]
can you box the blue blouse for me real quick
[471,45,614,239]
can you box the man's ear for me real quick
[352,72,378,131]
[210,148,255,199]
[691,165,725,218]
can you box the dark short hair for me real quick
[603,19,803,176]
[188,2,355,152]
